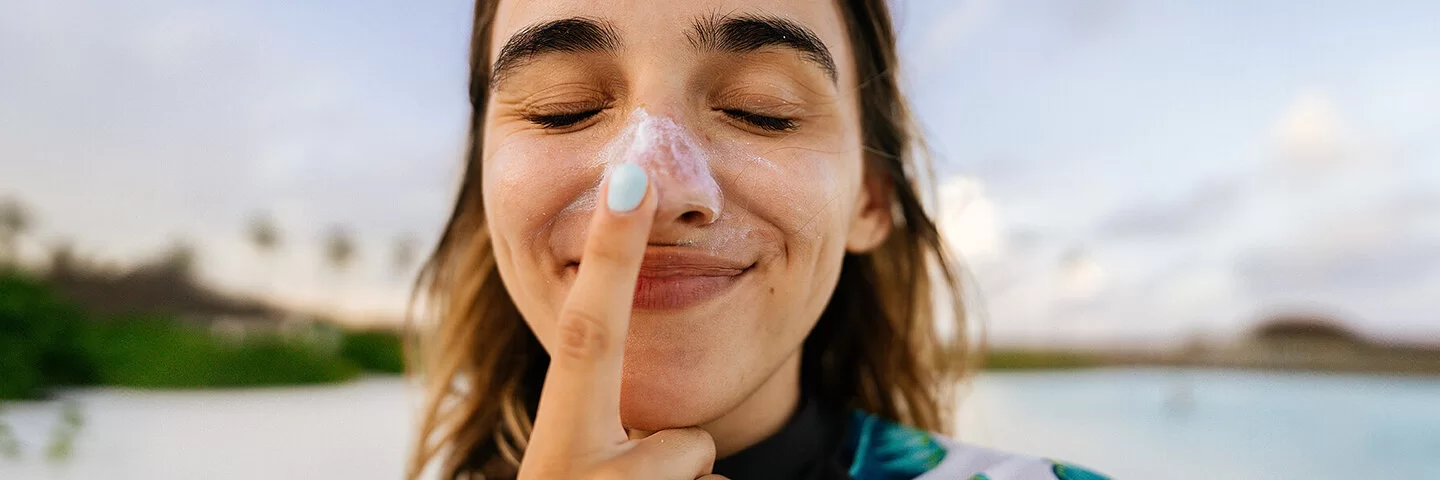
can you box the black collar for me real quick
[711,396,852,480]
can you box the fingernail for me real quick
[606,164,648,212]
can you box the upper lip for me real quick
[570,247,751,277]
[638,249,750,277]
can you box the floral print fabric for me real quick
[844,410,1110,480]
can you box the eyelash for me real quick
[720,109,797,132]
[525,110,602,129]
[523,108,797,132]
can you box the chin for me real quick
[616,351,742,430]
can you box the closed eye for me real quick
[720,109,797,132]
[524,109,602,129]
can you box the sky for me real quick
[2,0,1437,345]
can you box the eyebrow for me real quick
[491,17,621,87]
[489,14,837,88]
[688,13,837,83]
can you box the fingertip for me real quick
[606,163,649,213]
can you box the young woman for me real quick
[407,1,1109,479]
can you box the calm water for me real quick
[1,369,1437,479]
[955,369,1440,479]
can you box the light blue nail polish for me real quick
[606,164,648,212]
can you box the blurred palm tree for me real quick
[47,241,78,279]
[0,197,33,268]
[391,234,418,280]
[157,241,198,280]
[324,227,356,275]
[247,213,280,259]
[324,227,357,316]
[247,213,282,296]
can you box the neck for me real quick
[701,350,803,458]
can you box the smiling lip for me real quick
[570,249,750,310]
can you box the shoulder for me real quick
[845,410,1110,480]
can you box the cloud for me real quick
[1237,218,1440,295]
[937,175,1003,259]
[0,0,468,320]
[912,0,998,73]
[1387,190,1440,225]
[908,1,1440,345]
[1271,90,1358,170]
[1227,191,1440,338]
[1058,0,1131,39]
[1097,180,1241,238]
[1058,247,1107,299]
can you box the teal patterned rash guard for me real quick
[843,410,1109,480]
[710,397,1109,480]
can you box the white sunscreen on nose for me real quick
[600,108,722,210]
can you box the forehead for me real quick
[488,0,854,73]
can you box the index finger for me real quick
[530,163,655,450]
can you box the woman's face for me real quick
[482,0,890,430]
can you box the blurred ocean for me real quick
[1,369,1437,479]
[956,369,1440,479]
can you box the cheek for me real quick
[719,142,860,340]
[483,138,602,252]
[722,147,857,259]
[482,135,606,340]
[729,106,866,320]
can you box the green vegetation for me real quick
[1,270,407,400]
[0,271,98,399]
[982,348,1109,370]
[339,329,406,374]
[84,317,357,389]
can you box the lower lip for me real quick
[632,273,743,310]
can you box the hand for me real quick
[517,164,728,480]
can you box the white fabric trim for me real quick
[914,435,1061,480]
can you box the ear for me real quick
[845,166,893,253]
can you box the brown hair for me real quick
[406,1,970,478]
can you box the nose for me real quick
[615,110,722,227]
[651,158,721,227]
